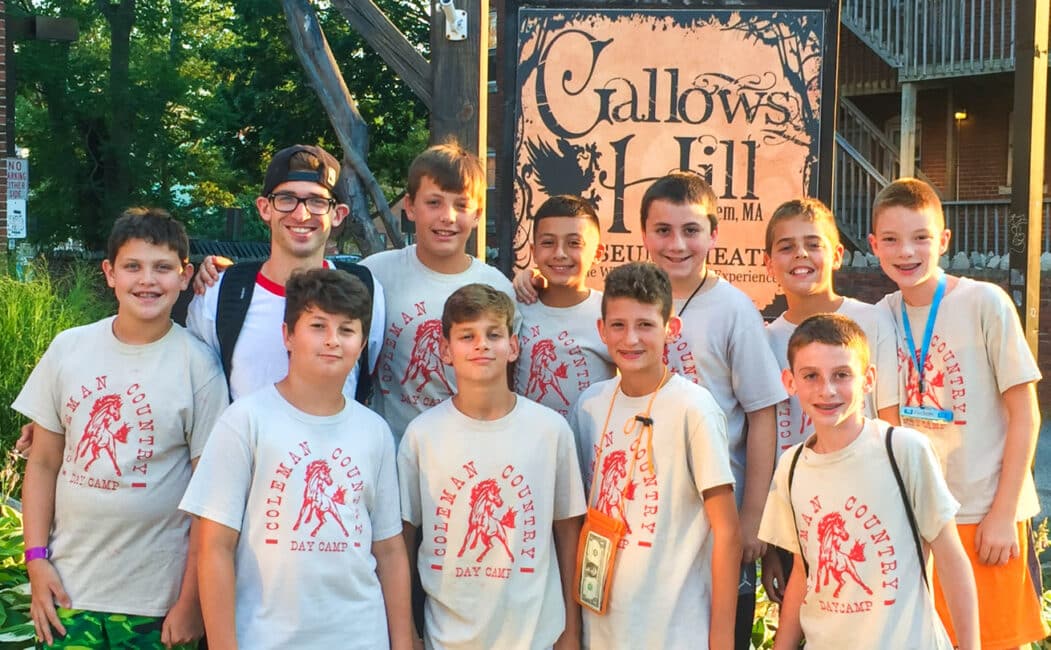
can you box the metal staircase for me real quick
[840,0,1017,81]
[833,98,940,250]
[831,0,1037,253]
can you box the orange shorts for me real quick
[933,521,1048,648]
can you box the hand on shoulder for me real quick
[192,256,233,295]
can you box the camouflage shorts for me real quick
[39,608,196,650]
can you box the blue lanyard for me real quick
[900,273,947,396]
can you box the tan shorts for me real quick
[933,521,1048,648]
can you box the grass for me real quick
[0,261,112,464]
[0,260,111,647]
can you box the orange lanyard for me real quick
[587,368,668,507]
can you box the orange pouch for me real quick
[574,506,625,615]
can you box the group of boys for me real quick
[14,137,1044,650]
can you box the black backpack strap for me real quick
[787,443,809,578]
[331,260,375,405]
[215,259,376,405]
[885,426,929,589]
[215,260,265,391]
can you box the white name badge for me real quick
[900,405,954,423]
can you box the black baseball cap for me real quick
[262,144,341,196]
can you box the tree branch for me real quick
[330,0,431,108]
[281,0,404,252]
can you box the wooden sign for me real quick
[499,2,839,315]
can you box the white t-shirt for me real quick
[513,291,615,417]
[398,397,586,650]
[362,245,519,442]
[759,420,958,649]
[765,298,899,459]
[667,275,786,506]
[878,277,1042,523]
[186,260,385,402]
[569,374,734,649]
[12,318,228,616]
[180,384,401,650]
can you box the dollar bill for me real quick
[579,530,611,611]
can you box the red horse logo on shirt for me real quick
[457,479,516,563]
[799,411,813,439]
[401,319,452,394]
[76,394,130,476]
[595,450,634,534]
[293,460,349,538]
[815,512,872,598]
[525,339,569,406]
[900,349,945,410]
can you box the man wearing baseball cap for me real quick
[186,144,385,404]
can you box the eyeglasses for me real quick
[268,193,337,216]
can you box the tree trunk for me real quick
[41,45,80,240]
[280,0,403,254]
[98,0,135,246]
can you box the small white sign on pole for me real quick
[7,199,26,239]
[7,158,29,239]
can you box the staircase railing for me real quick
[944,200,1051,257]
[841,0,1016,81]
[837,98,939,190]
[833,134,888,250]
[840,0,906,68]
[833,144,1050,255]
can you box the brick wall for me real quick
[838,28,898,95]
[844,78,1051,203]
[836,267,1051,414]
[1,2,7,240]
[953,78,1013,200]
[921,78,1051,202]
[917,89,949,191]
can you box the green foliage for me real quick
[0,263,109,646]
[751,583,779,649]
[16,0,246,246]
[0,502,33,648]
[198,0,429,211]
[17,0,429,248]
[0,436,34,648]
[0,263,112,460]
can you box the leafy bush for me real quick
[0,261,110,648]
[0,262,111,462]
[751,583,779,648]
[0,453,33,648]
[0,504,33,648]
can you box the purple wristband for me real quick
[24,546,49,563]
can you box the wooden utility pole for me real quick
[430,0,489,260]
[899,82,917,177]
[945,88,958,199]
[1008,0,1048,355]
